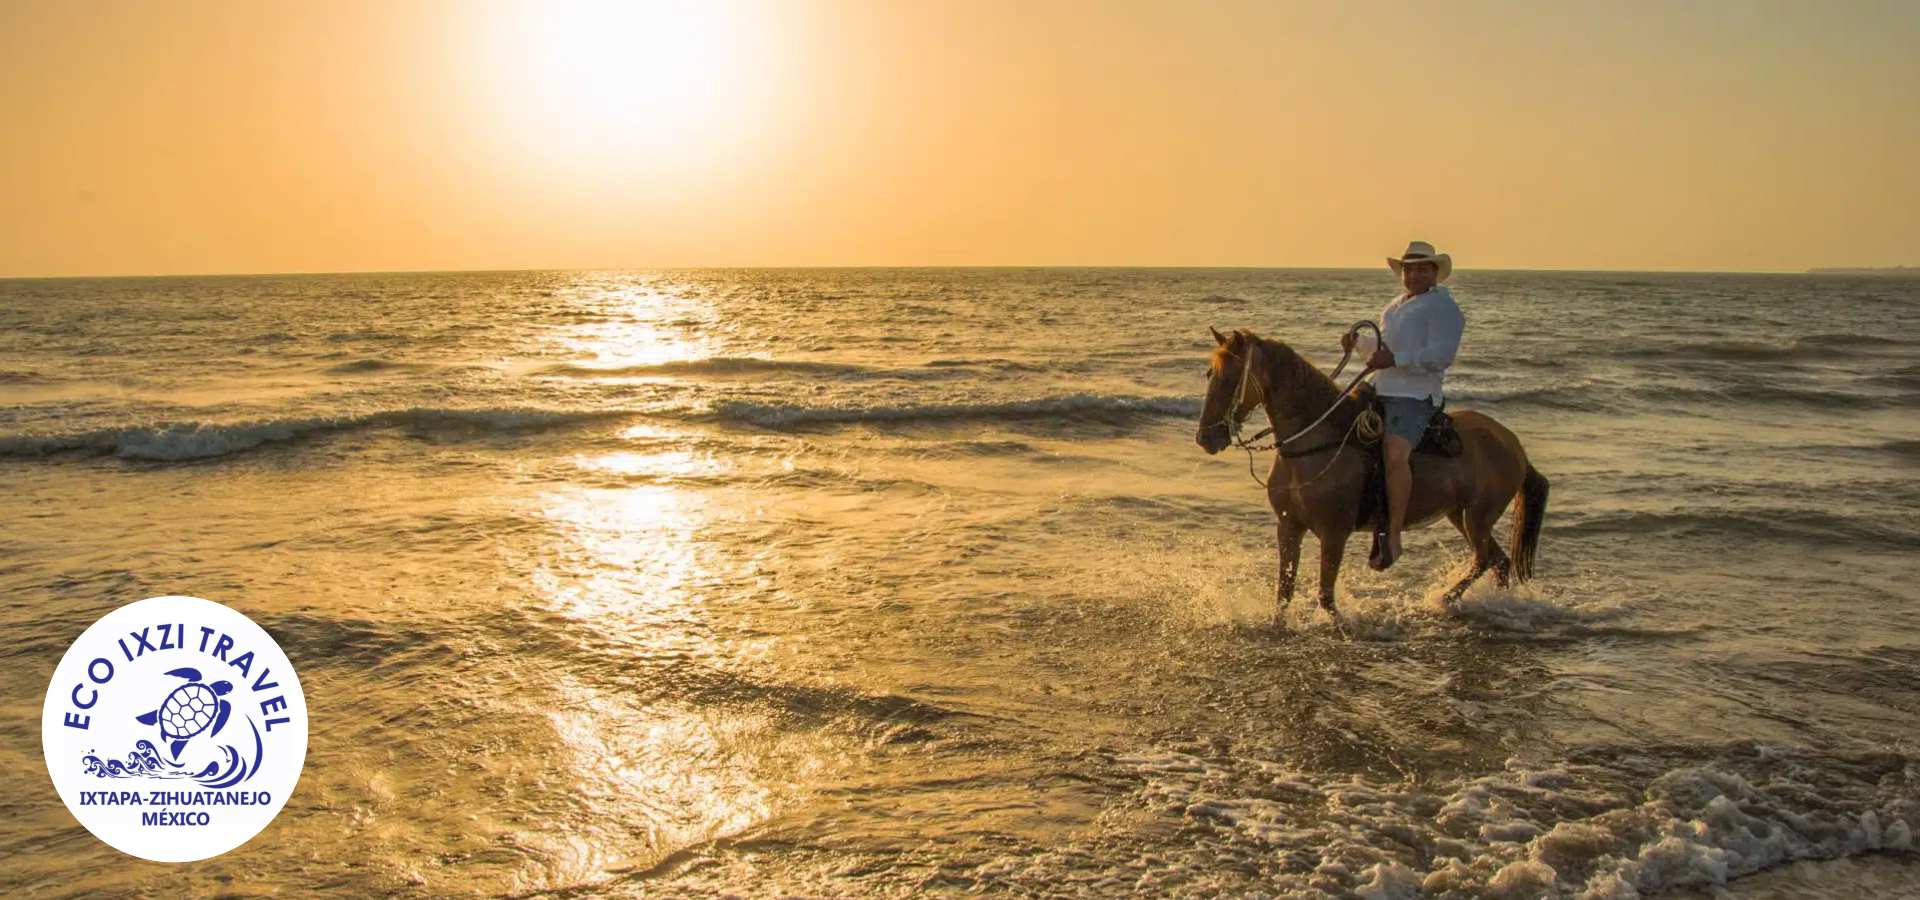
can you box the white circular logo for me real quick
[41,595,308,862]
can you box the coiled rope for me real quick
[1218,321,1387,488]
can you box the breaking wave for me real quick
[707,393,1200,428]
[539,356,1055,381]
[0,407,624,462]
[538,356,883,378]
[978,742,1920,898]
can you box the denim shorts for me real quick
[1380,395,1438,444]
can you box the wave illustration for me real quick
[82,740,190,779]
[708,393,1201,428]
[0,407,626,462]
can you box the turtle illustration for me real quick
[135,667,234,761]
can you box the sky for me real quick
[2,0,1916,276]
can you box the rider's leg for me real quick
[1384,434,1414,559]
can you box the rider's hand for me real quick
[1368,347,1395,370]
[1340,332,1356,353]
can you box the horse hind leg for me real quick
[1441,558,1490,607]
[1489,542,1513,588]
[1442,506,1510,605]
[1476,503,1514,588]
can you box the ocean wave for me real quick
[1619,334,1914,363]
[1454,384,1610,412]
[538,356,880,378]
[921,357,1046,372]
[1663,383,1897,410]
[1458,380,1907,413]
[992,742,1919,898]
[1879,439,1920,461]
[324,330,405,344]
[908,439,1047,458]
[541,356,1053,381]
[1796,332,1914,351]
[707,393,1200,428]
[323,358,435,375]
[1861,366,1920,392]
[1549,508,1916,550]
[0,407,624,462]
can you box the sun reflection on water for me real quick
[492,277,819,889]
[573,449,716,481]
[548,279,717,370]
[509,453,809,890]
[536,675,780,885]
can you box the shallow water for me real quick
[2,268,1917,897]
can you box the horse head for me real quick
[1196,327,1267,455]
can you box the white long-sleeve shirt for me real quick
[1352,284,1465,402]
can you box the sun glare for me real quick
[479,0,769,168]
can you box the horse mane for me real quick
[1215,329,1347,425]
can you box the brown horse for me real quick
[1195,328,1549,620]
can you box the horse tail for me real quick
[1510,464,1549,582]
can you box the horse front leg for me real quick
[1275,514,1305,624]
[1318,528,1351,625]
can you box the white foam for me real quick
[970,747,1919,896]
[0,407,622,461]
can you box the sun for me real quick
[477,0,769,165]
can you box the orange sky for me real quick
[2,0,1916,276]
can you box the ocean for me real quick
[1,268,1916,897]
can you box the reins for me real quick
[1210,321,1388,489]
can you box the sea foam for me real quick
[0,407,621,461]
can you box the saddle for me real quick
[1352,385,1462,561]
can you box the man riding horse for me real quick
[1194,241,1548,621]
[1344,240,1466,570]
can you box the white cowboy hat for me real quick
[1387,240,1452,282]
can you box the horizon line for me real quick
[0,263,1886,281]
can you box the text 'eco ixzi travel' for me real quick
[41,595,308,863]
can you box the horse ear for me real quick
[1209,326,1228,346]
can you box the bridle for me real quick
[1206,321,1388,488]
